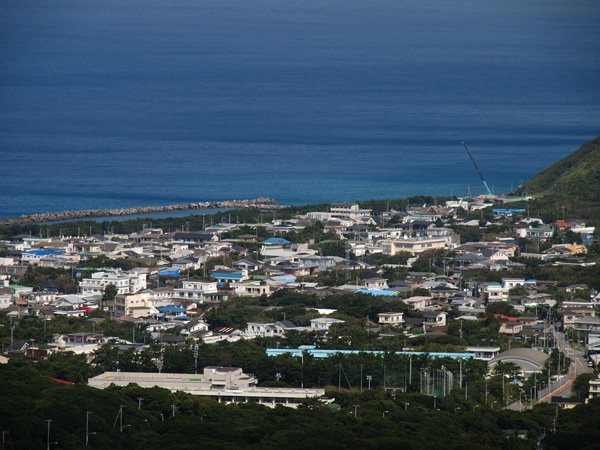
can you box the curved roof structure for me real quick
[488,348,550,372]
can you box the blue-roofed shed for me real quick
[355,289,399,296]
[211,272,244,281]
[261,237,291,245]
[25,250,64,256]
[158,269,180,276]
[159,306,186,313]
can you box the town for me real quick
[1,195,600,449]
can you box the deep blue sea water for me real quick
[1,0,599,219]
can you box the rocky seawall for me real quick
[0,198,281,226]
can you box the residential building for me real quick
[423,311,447,330]
[232,281,270,297]
[310,317,345,331]
[80,270,146,295]
[174,280,218,302]
[381,236,450,256]
[244,321,291,339]
[378,312,405,327]
[465,346,501,361]
[108,292,157,318]
[589,376,600,400]
[330,203,372,221]
[403,296,431,311]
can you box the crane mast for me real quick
[462,141,492,196]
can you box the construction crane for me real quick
[462,141,492,196]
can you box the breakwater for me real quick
[0,198,281,226]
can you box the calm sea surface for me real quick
[1,0,599,219]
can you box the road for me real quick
[552,326,593,396]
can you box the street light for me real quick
[192,343,198,375]
[85,411,96,446]
[383,411,389,418]
[46,419,53,450]
[366,375,372,390]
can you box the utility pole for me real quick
[193,343,199,375]
[360,364,363,392]
[46,419,52,450]
[2,430,8,450]
[85,411,96,446]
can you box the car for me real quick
[588,361,595,367]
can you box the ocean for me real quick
[1,0,599,219]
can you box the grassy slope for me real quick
[514,134,600,220]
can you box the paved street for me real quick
[552,327,593,396]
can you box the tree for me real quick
[36,351,91,383]
[101,283,118,311]
[571,372,595,398]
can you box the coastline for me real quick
[0,198,281,227]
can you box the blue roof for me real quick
[159,306,186,312]
[211,272,244,279]
[266,348,475,359]
[270,275,296,283]
[25,250,64,256]
[261,237,291,245]
[158,269,180,276]
[355,289,398,296]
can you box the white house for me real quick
[403,296,431,311]
[378,312,405,327]
[80,270,147,295]
[310,317,345,331]
[109,292,157,318]
[381,236,451,256]
[174,280,218,302]
[232,281,270,297]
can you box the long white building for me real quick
[88,367,328,408]
[80,270,147,295]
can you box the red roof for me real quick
[41,375,74,385]
[552,221,572,228]
[212,327,241,334]
[494,313,520,322]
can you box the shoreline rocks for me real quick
[0,198,281,226]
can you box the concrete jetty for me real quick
[0,198,280,226]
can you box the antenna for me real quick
[462,142,492,196]
[345,240,351,282]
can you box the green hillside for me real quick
[514,134,600,220]
[516,134,600,200]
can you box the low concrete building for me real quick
[589,375,600,400]
[88,367,327,408]
[378,312,405,327]
[488,348,550,373]
[466,346,501,361]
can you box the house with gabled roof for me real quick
[244,320,297,339]
[233,258,263,272]
[310,317,345,331]
[423,311,447,330]
[378,312,405,327]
